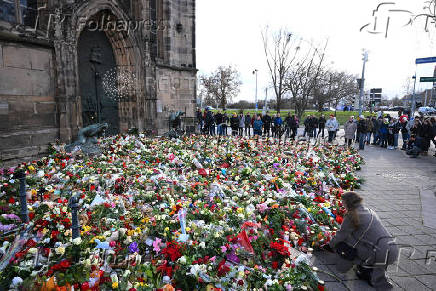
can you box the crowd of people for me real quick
[196,108,436,157]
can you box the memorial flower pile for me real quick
[0,134,363,290]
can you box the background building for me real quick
[0,0,197,166]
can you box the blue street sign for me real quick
[416,57,436,64]
[255,103,258,110]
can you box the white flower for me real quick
[178,256,187,265]
[199,242,206,248]
[28,248,37,255]
[72,237,82,245]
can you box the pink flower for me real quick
[153,238,162,254]
[220,245,227,253]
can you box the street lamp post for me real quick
[411,75,417,117]
[253,69,258,112]
[359,51,369,117]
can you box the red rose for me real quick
[272,261,279,269]
[81,282,90,291]
[336,215,344,224]
[60,260,70,269]
[28,212,35,220]
[8,197,15,204]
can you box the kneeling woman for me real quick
[328,192,399,290]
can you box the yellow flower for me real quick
[164,227,169,232]
[185,227,191,232]
[135,227,141,234]
[31,189,37,196]
[236,208,244,214]
[112,282,118,289]
[28,166,35,171]
[307,208,312,212]
[42,228,48,235]
[127,230,135,236]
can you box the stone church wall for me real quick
[0,41,58,166]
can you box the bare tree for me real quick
[262,28,297,113]
[199,66,241,109]
[284,41,328,119]
[313,70,359,112]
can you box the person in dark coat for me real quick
[222,112,229,135]
[245,114,252,137]
[310,115,318,138]
[357,116,368,150]
[318,114,326,138]
[204,108,215,136]
[215,111,224,136]
[230,113,239,136]
[262,112,272,137]
[328,192,398,290]
[304,115,312,138]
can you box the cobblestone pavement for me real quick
[313,142,436,290]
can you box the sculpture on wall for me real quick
[65,123,108,155]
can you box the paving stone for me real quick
[323,281,350,291]
[397,258,434,275]
[415,274,436,289]
[390,276,431,290]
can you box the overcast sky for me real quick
[196,0,436,103]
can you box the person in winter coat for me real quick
[304,116,313,138]
[253,115,263,136]
[400,116,409,150]
[327,192,398,290]
[230,113,239,136]
[204,108,215,136]
[273,113,283,138]
[392,118,400,149]
[245,114,252,137]
[262,112,272,137]
[344,117,358,147]
[326,115,339,143]
[366,118,374,145]
[222,112,229,135]
[421,118,433,154]
[215,111,224,136]
[379,118,388,148]
[371,117,379,145]
[431,117,436,157]
[406,135,422,158]
[357,116,368,150]
[238,113,245,137]
[318,114,326,138]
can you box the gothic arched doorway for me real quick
[78,28,120,135]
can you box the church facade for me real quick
[0,0,197,165]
